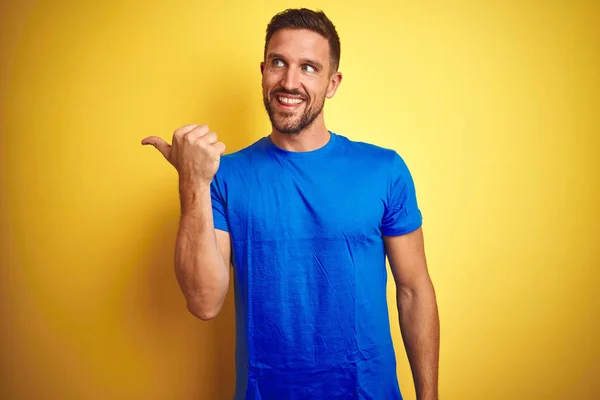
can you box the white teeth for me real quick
[278,97,303,105]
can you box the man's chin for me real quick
[272,117,302,134]
[274,124,302,135]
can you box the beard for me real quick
[263,89,325,135]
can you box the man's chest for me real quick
[225,169,386,243]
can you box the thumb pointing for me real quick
[141,136,171,159]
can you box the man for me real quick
[142,8,439,400]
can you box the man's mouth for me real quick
[274,94,306,109]
[278,96,303,105]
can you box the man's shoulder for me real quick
[222,136,267,160]
[335,133,399,162]
[213,136,268,184]
[216,136,268,171]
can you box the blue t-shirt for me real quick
[210,131,422,400]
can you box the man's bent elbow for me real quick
[186,300,222,321]
[397,277,436,302]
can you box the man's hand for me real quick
[141,124,226,185]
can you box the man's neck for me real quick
[269,118,331,153]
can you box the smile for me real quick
[277,96,304,106]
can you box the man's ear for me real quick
[260,62,265,75]
[326,71,343,99]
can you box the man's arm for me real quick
[142,124,230,321]
[384,227,439,400]
[175,180,231,320]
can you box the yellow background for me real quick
[1,0,598,399]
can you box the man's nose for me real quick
[281,67,301,91]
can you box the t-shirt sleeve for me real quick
[210,174,229,232]
[381,151,423,236]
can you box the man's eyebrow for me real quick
[267,52,282,59]
[266,53,324,70]
[300,58,324,70]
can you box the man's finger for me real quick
[141,136,171,159]
[213,142,226,155]
[195,131,218,146]
[174,124,201,139]
[184,125,211,143]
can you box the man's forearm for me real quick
[174,180,229,320]
[397,279,440,400]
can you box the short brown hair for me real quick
[264,8,341,73]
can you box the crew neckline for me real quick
[265,131,337,158]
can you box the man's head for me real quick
[261,8,342,135]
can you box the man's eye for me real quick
[273,59,285,67]
[302,65,316,73]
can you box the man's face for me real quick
[261,28,341,135]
